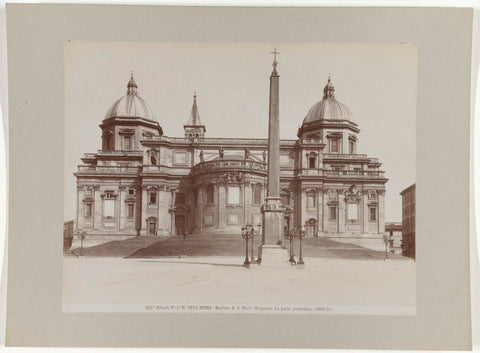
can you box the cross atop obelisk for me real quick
[271,48,280,64]
[270,48,280,74]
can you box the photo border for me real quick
[6,5,472,349]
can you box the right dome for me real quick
[302,77,354,125]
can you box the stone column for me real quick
[378,190,386,234]
[322,189,328,234]
[300,188,307,228]
[76,186,81,231]
[170,190,176,236]
[93,186,101,231]
[199,184,204,233]
[119,186,126,230]
[363,191,369,234]
[317,189,322,235]
[244,181,252,224]
[338,190,345,234]
[141,186,148,235]
[218,184,227,229]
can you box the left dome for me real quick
[104,74,155,120]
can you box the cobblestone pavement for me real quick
[63,255,416,315]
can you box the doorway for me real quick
[147,218,157,236]
[175,215,185,235]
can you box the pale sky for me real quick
[64,42,417,222]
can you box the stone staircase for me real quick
[70,232,409,260]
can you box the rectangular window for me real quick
[307,193,316,208]
[127,204,134,218]
[370,207,377,221]
[128,189,135,196]
[104,199,115,218]
[349,141,354,154]
[123,136,131,150]
[281,194,290,206]
[85,188,92,196]
[330,206,337,220]
[85,203,92,218]
[331,139,339,153]
[309,157,315,169]
[149,192,157,204]
[207,185,214,204]
[252,185,262,205]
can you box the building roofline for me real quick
[399,183,416,195]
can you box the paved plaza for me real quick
[63,253,416,315]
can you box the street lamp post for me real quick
[250,223,261,263]
[296,223,306,268]
[181,230,188,258]
[241,225,252,267]
[284,226,296,265]
[241,223,261,267]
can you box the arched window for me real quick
[206,184,214,204]
[252,184,262,205]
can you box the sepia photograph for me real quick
[63,42,417,315]
[5,4,475,350]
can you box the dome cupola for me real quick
[104,73,155,121]
[301,76,354,125]
[297,76,359,139]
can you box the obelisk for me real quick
[259,49,287,264]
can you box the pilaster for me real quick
[119,186,126,230]
[378,190,386,234]
[218,184,226,228]
[141,186,148,234]
[93,185,101,230]
[338,189,345,233]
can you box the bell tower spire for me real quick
[184,91,206,140]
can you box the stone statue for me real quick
[199,150,204,163]
[245,148,250,160]
[219,147,224,159]
[262,150,267,162]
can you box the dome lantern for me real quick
[104,74,156,121]
[323,75,335,99]
[127,72,138,95]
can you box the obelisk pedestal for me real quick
[258,49,288,265]
[259,198,287,265]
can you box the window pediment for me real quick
[326,132,342,139]
[119,128,135,136]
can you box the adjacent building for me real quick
[400,184,416,258]
[385,222,403,255]
[74,68,388,249]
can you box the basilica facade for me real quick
[74,70,388,247]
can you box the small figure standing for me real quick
[262,150,267,162]
[199,150,204,163]
[219,146,224,159]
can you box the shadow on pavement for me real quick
[136,260,246,268]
